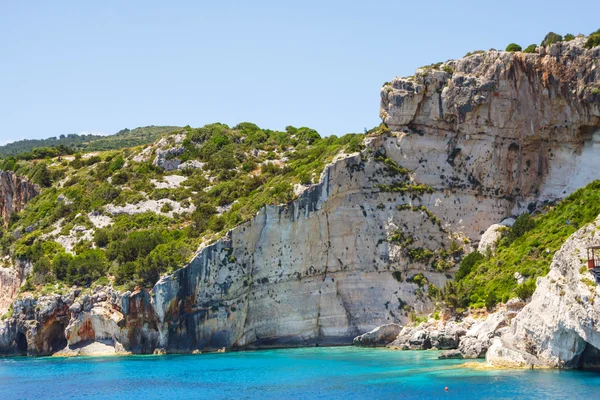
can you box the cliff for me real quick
[0,171,37,315]
[0,170,38,225]
[1,36,600,357]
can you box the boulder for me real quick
[353,323,402,347]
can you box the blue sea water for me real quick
[1,347,600,399]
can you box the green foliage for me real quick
[541,32,563,46]
[505,43,522,52]
[2,121,364,292]
[67,249,108,286]
[378,182,434,195]
[503,213,535,245]
[407,248,435,263]
[0,126,179,159]
[442,65,454,75]
[407,273,427,287]
[564,33,575,41]
[515,279,536,300]
[389,230,414,247]
[485,291,498,310]
[28,163,52,187]
[455,250,484,281]
[443,180,600,309]
[585,34,600,49]
[523,44,537,53]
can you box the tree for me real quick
[523,44,537,53]
[52,252,73,281]
[505,43,522,52]
[541,32,563,47]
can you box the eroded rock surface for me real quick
[0,170,38,225]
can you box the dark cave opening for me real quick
[46,321,67,353]
[575,342,600,369]
[16,332,27,355]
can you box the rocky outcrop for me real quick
[0,170,38,224]
[486,215,600,368]
[380,37,600,207]
[0,286,159,356]
[387,320,467,351]
[353,323,401,346]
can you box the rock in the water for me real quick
[353,323,402,347]
[457,312,506,358]
[438,349,463,359]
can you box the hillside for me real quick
[0,126,180,159]
[0,123,363,293]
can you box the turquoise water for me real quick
[1,347,600,399]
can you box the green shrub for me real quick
[523,44,537,53]
[515,279,536,300]
[585,34,600,49]
[455,250,484,281]
[505,43,522,52]
[564,33,575,41]
[504,213,535,245]
[541,32,563,46]
[67,249,108,286]
[407,248,435,263]
[442,65,454,74]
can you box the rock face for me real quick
[353,323,401,346]
[0,170,38,225]
[2,39,600,356]
[380,37,600,206]
[487,215,600,368]
[0,171,38,315]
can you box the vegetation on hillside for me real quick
[0,126,180,159]
[0,123,363,293]
[438,180,600,312]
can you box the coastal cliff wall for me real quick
[0,171,38,315]
[1,38,600,356]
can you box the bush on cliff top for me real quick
[585,34,600,49]
[541,32,563,47]
[505,43,522,52]
[523,44,537,53]
[440,180,600,309]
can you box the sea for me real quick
[1,347,599,399]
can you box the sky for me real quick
[0,1,598,143]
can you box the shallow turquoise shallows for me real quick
[2,347,600,399]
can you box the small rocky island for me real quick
[1,30,600,369]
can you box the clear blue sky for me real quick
[0,1,597,143]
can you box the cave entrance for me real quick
[16,332,27,355]
[46,321,67,353]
